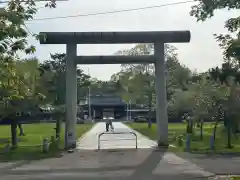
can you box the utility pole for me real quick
[129,100,132,121]
[126,103,129,121]
[88,68,92,120]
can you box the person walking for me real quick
[103,116,109,132]
[106,121,109,132]
[108,117,114,132]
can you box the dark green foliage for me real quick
[39,53,91,105]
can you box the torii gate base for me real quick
[40,31,191,149]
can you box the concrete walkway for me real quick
[77,122,157,150]
[1,150,215,180]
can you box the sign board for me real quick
[67,131,75,147]
[68,132,73,137]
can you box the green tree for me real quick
[114,44,191,118]
[190,0,240,61]
[40,53,91,105]
[0,0,56,147]
[0,0,56,55]
[14,58,46,136]
[0,56,40,146]
[208,62,240,147]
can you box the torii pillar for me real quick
[39,31,191,149]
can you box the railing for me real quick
[98,131,138,150]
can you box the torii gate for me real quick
[39,31,191,148]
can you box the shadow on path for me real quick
[0,160,32,174]
[128,147,166,179]
[1,149,214,180]
[177,152,240,175]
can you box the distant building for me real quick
[79,93,126,120]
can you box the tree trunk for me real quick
[18,123,25,136]
[148,91,152,129]
[223,118,227,128]
[227,120,232,148]
[200,121,203,140]
[11,120,18,148]
[186,117,193,134]
[56,118,61,139]
[213,122,218,141]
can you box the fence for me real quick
[98,131,138,150]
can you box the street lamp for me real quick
[126,103,129,121]
[88,86,92,121]
[87,68,92,121]
[129,100,132,121]
[126,100,131,121]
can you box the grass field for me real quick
[126,122,240,153]
[232,177,240,180]
[0,123,93,161]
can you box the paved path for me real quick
[2,150,240,180]
[1,150,215,180]
[77,122,157,150]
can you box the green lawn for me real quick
[126,122,240,153]
[0,123,94,161]
[232,177,240,180]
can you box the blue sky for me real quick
[11,0,240,80]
